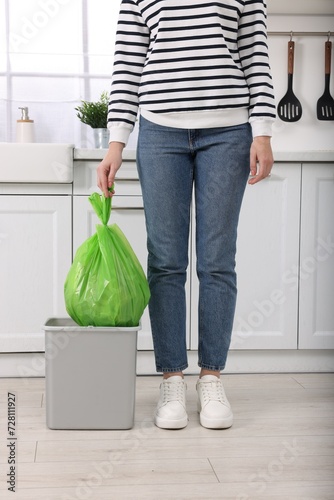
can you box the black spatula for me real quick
[278,41,302,122]
[317,41,334,120]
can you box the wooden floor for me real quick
[0,373,333,499]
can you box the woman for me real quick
[97,0,275,429]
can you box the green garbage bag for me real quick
[64,192,150,327]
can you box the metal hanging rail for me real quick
[267,31,332,38]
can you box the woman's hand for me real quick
[97,141,125,197]
[248,136,274,185]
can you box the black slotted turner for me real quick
[317,41,334,120]
[278,41,302,122]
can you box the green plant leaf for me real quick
[75,91,109,128]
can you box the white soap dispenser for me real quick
[16,107,35,143]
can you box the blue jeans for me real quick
[137,115,252,372]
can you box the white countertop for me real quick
[74,149,137,161]
[74,148,334,162]
[273,151,334,162]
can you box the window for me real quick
[0,0,121,146]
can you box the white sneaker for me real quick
[196,375,233,429]
[154,376,188,429]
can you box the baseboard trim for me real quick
[137,349,334,374]
[0,349,333,377]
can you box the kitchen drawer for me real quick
[73,159,141,196]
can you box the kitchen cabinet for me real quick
[73,158,192,351]
[73,156,334,356]
[0,189,71,352]
[191,163,301,351]
[1,150,333,376]
[299,163,334,349]
[267,0,332,15]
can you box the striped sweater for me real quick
[108,0,276,144]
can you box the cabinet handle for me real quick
[114,178,140,182]
[111,207,143,210]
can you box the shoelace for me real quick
[161,380,185,404]
[199,379,228,405]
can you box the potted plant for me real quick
[75,91,109,148]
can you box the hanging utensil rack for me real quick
[268,31,332,38]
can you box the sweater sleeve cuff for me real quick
[108,125,132,146]
[250,119,274,138]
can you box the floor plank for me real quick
[1,482,334,500]
[209,455,334,483]
[0,458,217,490]
[1,415,332,443]
[0,441,36,464]
[35,435,334,463]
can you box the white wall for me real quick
[267,0,334,16]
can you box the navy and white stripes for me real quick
[108,0,276,143]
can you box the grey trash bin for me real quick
[43,318,140,430]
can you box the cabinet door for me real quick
[299,163,334,349]
[73,196,155,349]
[0,196,71,351]
[190,163,301,350]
